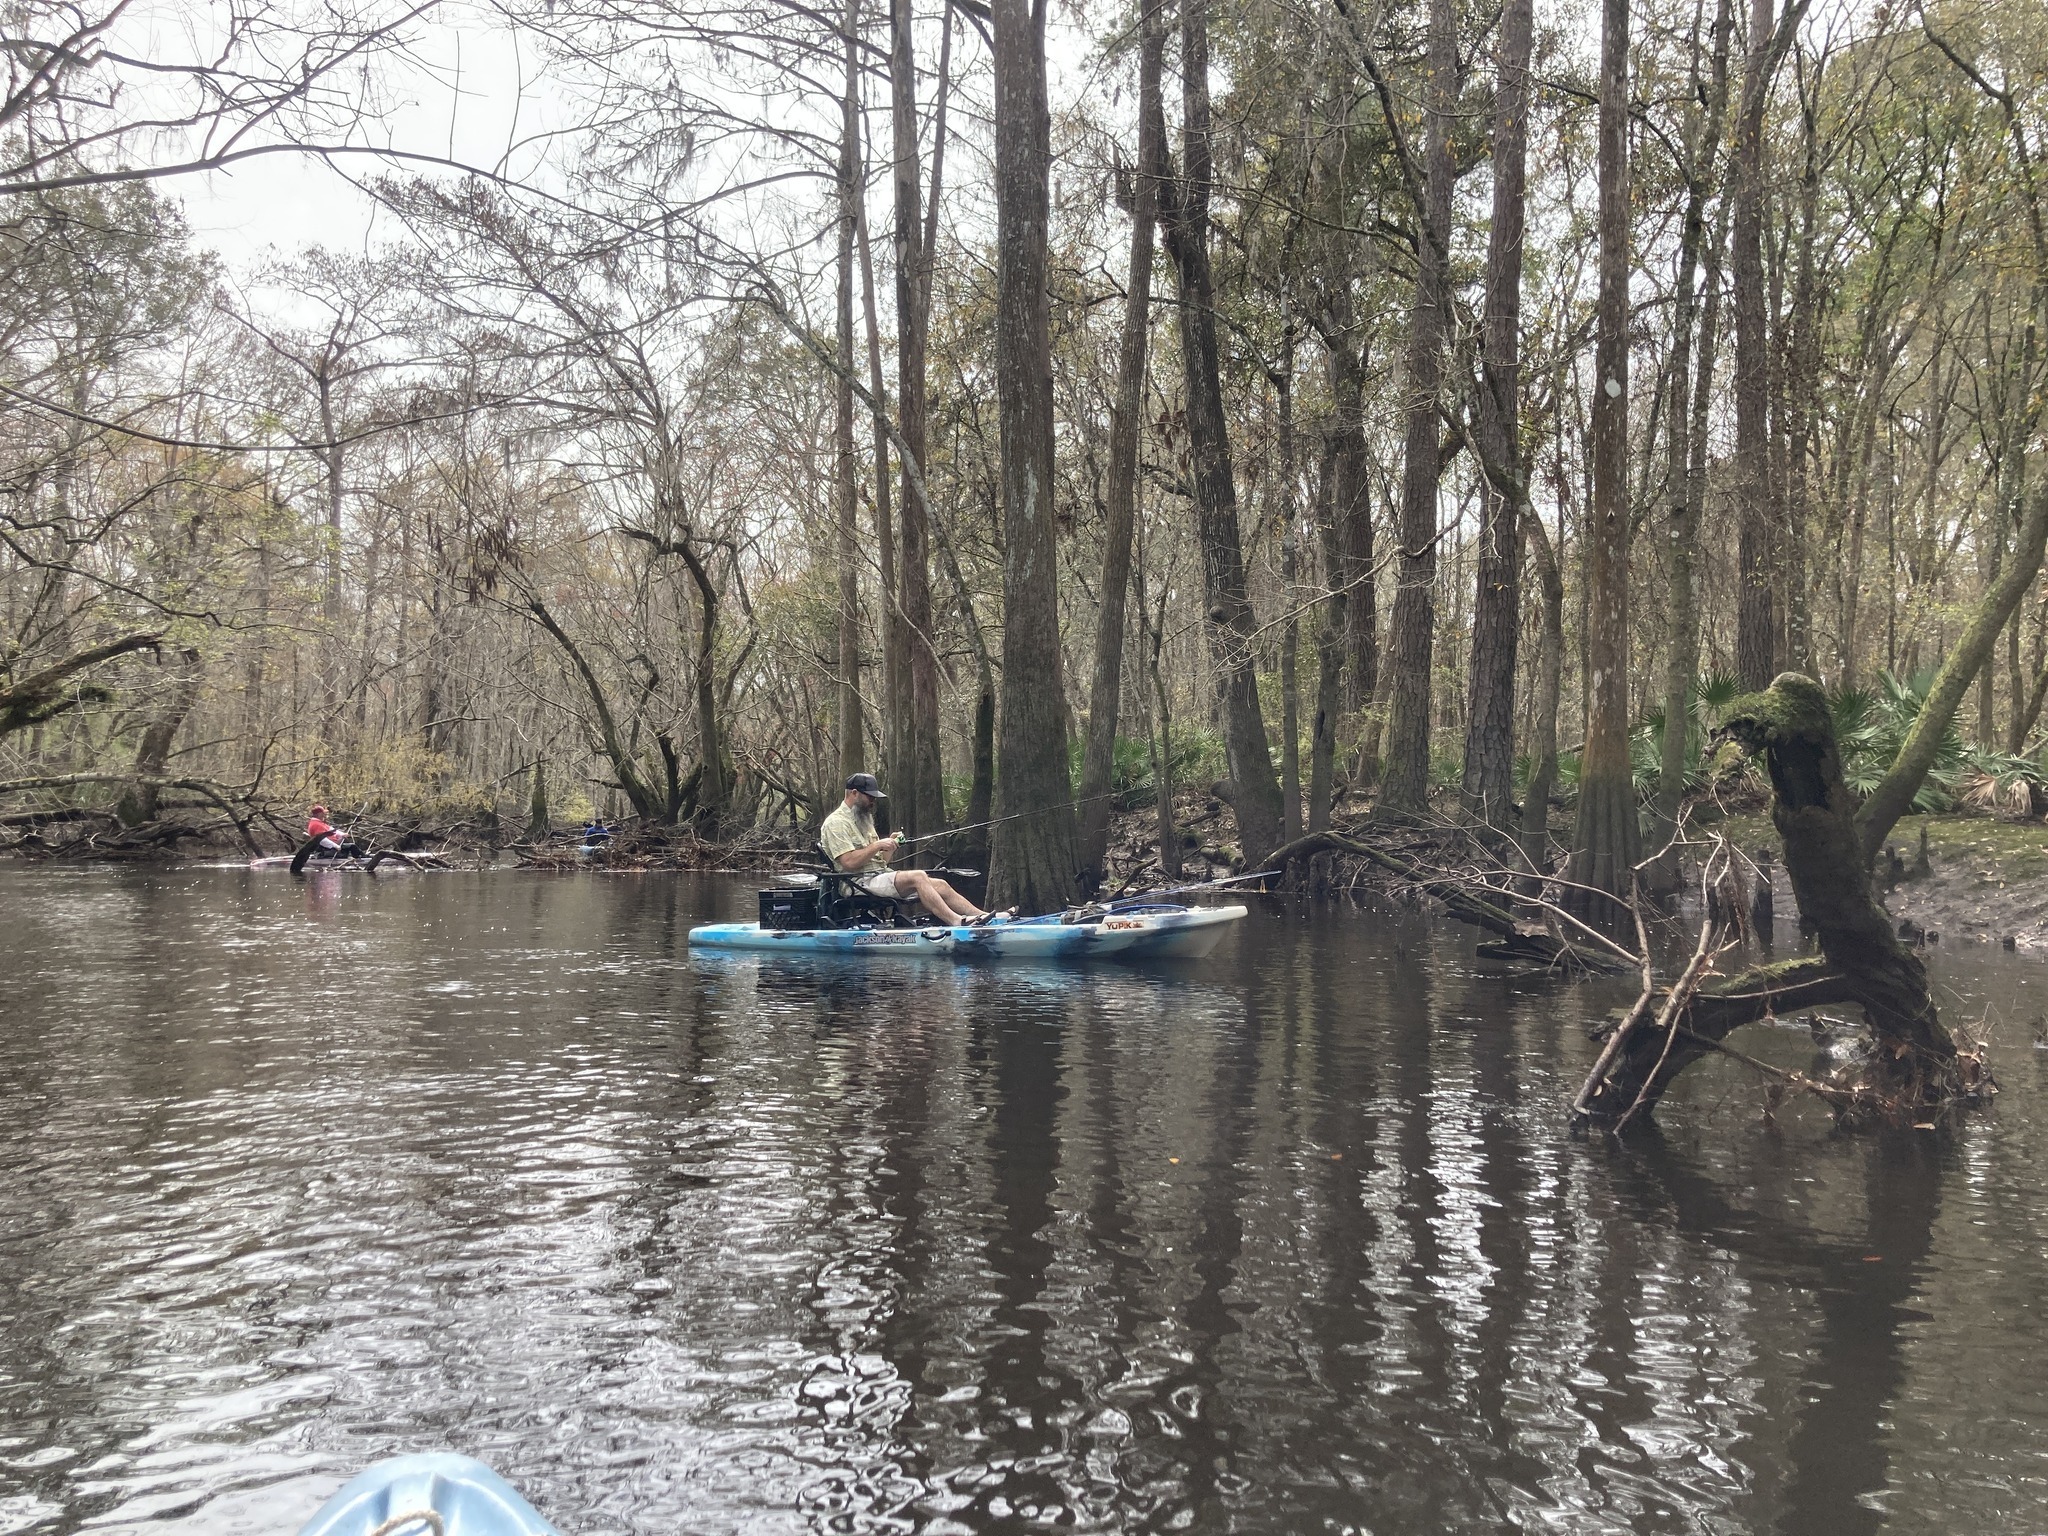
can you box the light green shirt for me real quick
[820,800,886,873]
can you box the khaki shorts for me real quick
[858,871,903,898]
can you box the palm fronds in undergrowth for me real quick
[1830,670,2047,815]
[1955,751,2047,816]
[1629,670,1750,800]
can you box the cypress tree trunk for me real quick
[1379,0,1456,814]
[526,758,549,841]
[1782,60,1821,678]
[1133,541,1183,877]
[681,541,729,824]
[1277,333,1302,843]
[318,374,344,717]
[835,0,864,781]
[1160,0,1285,863]
[1564,0,1639,924]
[1978,477,2009,749]
[1077,0,1165,890]
[966,668,995,862]
[1732,0,1784,688]
[1520,510,1565,872]
[877,572,905,830]
[1306,66,1373,760]
[1338,388,1375,729]
[115,649,202,827]
[1309,434,1347,834]
[856,174,896,795]
[1653,0,1735,866]
[1459,0,1531,835]
[1320,336,1374,779]
[987,0,1079,913]
[893,0,944,836]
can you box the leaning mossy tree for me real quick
[1577,454,2048,1131]
[1573,673,1995,1131]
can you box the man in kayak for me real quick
[305,805,364,859]
[820,773,1002,925]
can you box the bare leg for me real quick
[899,871,984,921]
[928,879,985,920]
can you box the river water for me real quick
[2,867,2046,1535]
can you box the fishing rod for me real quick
[1102,869,1281,907]
[895,790,1121,847]
[1157,868,1280,895]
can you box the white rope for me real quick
[368,1512,445,1536]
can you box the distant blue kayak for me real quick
[298,1454,560,1536]
[688,903,1245,961]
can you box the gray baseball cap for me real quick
[845,772,887,799]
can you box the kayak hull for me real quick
[298,1453,559,1536]
[687,904,1245,961]
[687,923,959,955]
[1095,903,1246,959]
[246,850,451,871]
[944,920,1143,959]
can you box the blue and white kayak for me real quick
[1009,902,1248,959]
[687,903,1245,961]
[687,922,960,956]
[298,1453,559,1536]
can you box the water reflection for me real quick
[1,871,2045,1534]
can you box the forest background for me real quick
[5,0,2047,916]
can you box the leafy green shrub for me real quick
[940,772,974,822]
[1068,728,1224,809]
[1630,670,1744,799]
[307,739,496,825]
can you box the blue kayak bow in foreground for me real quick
[298,1454,560,1536]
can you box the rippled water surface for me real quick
[4,867,2048,1535]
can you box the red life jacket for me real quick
[307,817,337,842]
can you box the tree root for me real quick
[1264,827,1628,973]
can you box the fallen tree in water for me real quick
[1571,673,1994,1133]
[1264,826,1632,973]
[288,834,455,874]
[0,771,265,856]
[1260,672,1998,1133]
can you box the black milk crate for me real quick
[758,885,821,931]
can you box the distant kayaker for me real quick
[820,773,1002,925]
[305,805,364,859]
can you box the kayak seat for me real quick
[812,843,927,929]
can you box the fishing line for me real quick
[894,790,1122,846]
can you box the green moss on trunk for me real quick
[1579,673,1970,1131]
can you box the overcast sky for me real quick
[173,5,562,268]
[162,0,1118,279]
